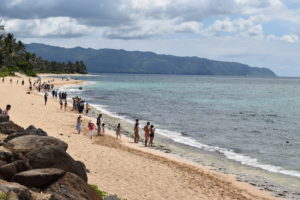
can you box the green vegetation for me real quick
[89,184,108,199]
[0,192,7,200]
[0,33,87,77]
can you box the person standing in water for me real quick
[116,123,121,139]
[134,119,139,143]
[96,114,102,136]
[76,115,82,134]
[149,125,155,147]
[44,93,48,106]
[143,122,150,147]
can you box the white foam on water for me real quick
[157,128,300,178]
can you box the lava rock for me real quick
[0,179,32,200]
[0,150,13,162]
[25,125,48,136]
[0,121,24,134]
[4,135,68,154]
[104,195,122,200]
[12,168,65,188]
[25,146,87,182]
[0,114,9,123]
[0,160,31,181]
[46,172,101,200]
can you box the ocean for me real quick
[56,74,300,198]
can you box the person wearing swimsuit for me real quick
[134,119,139,143]
[149,125,155,147]
[144,122,150,147]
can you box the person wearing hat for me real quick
[76,115,83,134]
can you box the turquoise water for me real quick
[58,74,300,196]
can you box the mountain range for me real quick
[26,43,276,77]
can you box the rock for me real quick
[46,172,102,200]
[0,114,9,123]
[0,150,13,162]
[0,121,24,134]
[26,146,87,182]
[0,160,31,181]
[12,168,65,188]
[0,179,32,200]
[25,125,48,136]
[4,135,68,154]
[104,195,122,200]
[0,160,7,167]
[4,126,47,142]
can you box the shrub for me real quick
[89,184,108,199]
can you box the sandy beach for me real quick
[0,75,280,200]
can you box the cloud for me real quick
[0,0,287,39]
[267,34,299,43]
[3,17,91,37]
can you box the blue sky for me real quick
[1,0,300,76]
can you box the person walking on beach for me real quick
[2,104,11,116]
[149,125,155,147]
[85,103,89,114]
[59,99,63,110]
[101,123,106,136]
[64,100,67,111]
[116,123,121,139]
[88,120,96,139]
[134,119,139,143]
[2,77,4,83]
[144,122,150,147]
[44,93,48,106]
[21,80,24,85]
[96,114,102,135]
[76,115,82,134]
[9,78,12,86]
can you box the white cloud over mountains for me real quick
[0,0,296,40]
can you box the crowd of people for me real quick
[1,76,156,147]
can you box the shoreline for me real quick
[0,74,280,200]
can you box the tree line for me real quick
[0,33,87,77]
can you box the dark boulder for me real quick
[0,114,9,123]
[46,172,101,200]
[4,135,68,154]
[26,146,87,182]
[0,179,32,200]
[0,160,31,181]
[12,168,65,188]
[0,121,24,134]
[0,160,7,167]
[104,195,122,200]
[0,150,13,162]
[25,125,48,136]
[4,125,48,142]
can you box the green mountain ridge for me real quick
[26,43,277,77]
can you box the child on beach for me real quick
[101,123,106,136]
[134,119,139,143]
[144,122,150,147]
[149,125,155,147]
[88,120,96,139]
[2,104,11,116]
[76,115,82,134]
[96,114,102,136]
[116,123,121,139]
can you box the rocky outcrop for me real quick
[46,172,101,200]
[12,168,65,188]
[25,146,87,182]
[0,118,101,200]
[4,135,68,154]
